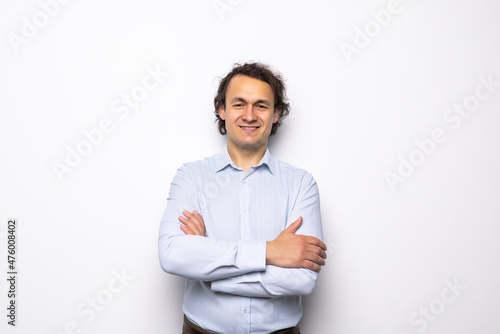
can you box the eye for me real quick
[258,105,268,109]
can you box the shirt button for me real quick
[244,308,248,313]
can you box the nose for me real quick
[242,105,257,122]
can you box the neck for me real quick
[227,142,267,172]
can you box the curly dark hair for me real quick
[213,62,290,136]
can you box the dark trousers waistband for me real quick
[183,315,212,334]
[182,315,300,334]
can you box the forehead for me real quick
[226,75,274,102]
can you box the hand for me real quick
[179,210,206,237]
[266,217,327,272]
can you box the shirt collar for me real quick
[214,145,275,175]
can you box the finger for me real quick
[305,244,327,259]
[305,252,326,267]
[180,214,206,236]
[303,236,327,251]
[180,224,192,235]
[183,210,194,219]
[179,216,200,234]
[193,210,204,222]
[184,210,205,228]
[317,240,327,251]
[285,216,303,233]
[192,211,206,229]
[307,248,327,260]
[178,217,190,229]
[302,260,322,272]
[320,249,327,259]
[180,219,202,236]
[180,213,200,227]
[179,216,190,225]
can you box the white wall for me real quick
[1,0,499,333]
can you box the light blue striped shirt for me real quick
[158,146,323,334]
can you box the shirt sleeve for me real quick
[158,164,267,281]
[210,172,324,297]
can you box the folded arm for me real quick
[211,216,326,297]
[179,172,327,297]
[158,165,267,281]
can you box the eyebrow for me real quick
[230,97,272,106]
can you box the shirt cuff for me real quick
[211,241,266,293]
[237,240,266,272]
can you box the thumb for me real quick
[285,216,303,234]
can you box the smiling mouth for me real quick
[240,126,260,130]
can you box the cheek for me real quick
[227,113,239,123]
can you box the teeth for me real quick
[241,126,257,129]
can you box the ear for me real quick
[218,104,226,120]
[272,108,281,123]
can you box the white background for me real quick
[1,0,499,333]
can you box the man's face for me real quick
[218,75,280,153]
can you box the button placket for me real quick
[239,173,252,333]
[240,176,250,240]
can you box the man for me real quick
[158,62,327,334]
